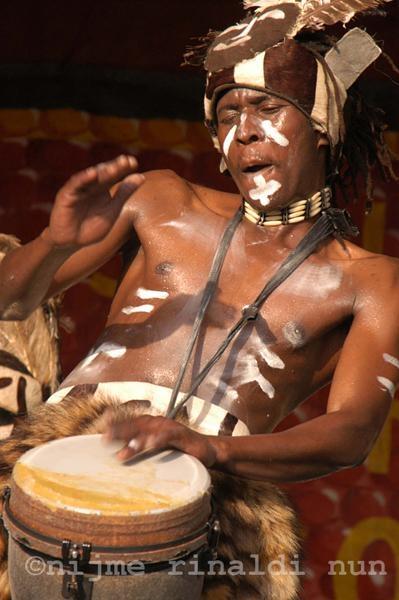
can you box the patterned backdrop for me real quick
[1,108,399,599]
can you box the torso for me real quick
[61,171,395,434]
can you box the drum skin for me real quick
[4,435,212,600]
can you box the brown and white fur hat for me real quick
[199,0,388,168]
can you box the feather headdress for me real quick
[244,0,392,30]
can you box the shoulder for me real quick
[122,169,239,222]
[122,169,196,220]
[344,243,399,314]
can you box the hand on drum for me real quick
[104,413,218,468]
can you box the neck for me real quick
[243,188,331,227]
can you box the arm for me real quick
[105,260,399,482]
[0,155,144,320]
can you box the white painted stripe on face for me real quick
[261,120,289,146]
[122,305,154,315]
[249,176,281,206]
[137,287,169,300]
[234,51,266,88]
[383,353,399,370]
[377,376,396,399]
[223,125,237,158]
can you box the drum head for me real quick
[13,434,210,516]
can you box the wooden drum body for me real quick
[4,435,214,599]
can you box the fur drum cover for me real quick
[0,394,301,600]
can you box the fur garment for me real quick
[0,394,301,600]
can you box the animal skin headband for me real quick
[198,0,389,161]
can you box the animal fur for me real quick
[0,394,301,600]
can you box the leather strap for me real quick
[166,207,243,415]
[167,206,358,419]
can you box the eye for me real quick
[259,104,281,115]
[218,110,240,125]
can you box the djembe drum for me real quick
[3,434,216,599]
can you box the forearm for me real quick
[210,411,372,483]
[0,228,76,320]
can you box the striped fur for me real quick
[0,394,301,599]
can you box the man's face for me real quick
[216,88,327,209]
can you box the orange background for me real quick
[0,1,398,598]
[0,110,398,600]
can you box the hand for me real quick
[104,413,218,468]
[46,155,144,248]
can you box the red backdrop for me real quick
[0,1,398,598]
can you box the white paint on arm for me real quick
[249,176,281,206]
[383,353,399,370]
[96,342,127,359]
[122,305,154,315]
[261,120,289,147]
[137,287,169,300]
[377,376,396,399]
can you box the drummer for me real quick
[0,10,398,484]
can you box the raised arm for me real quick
[0,155,144,320]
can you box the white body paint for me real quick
[223,125,237,158]
[242,354,276,398]
[282,264,343,300]
[261,120,289,146]
[137,287,169,301]
[122,305,154,315]
[259,346,285,369]
[249,176,281,206]
[97,343,127,359]
[383,353,399,370]
[78,342,127,370]
[377,376,396,399]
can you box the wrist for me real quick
[39,228,79,255]
[207,435,231,469]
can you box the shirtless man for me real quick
[0,12,398,484]
[0,8,399,600]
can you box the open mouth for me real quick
[242,164,271,174]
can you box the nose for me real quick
[236,113,263,145]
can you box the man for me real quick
[0,2,398,598]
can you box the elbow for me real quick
[333,437,373,471]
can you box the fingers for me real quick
[111,173,146,207]
[65,155,139,195]
[104,414,180,462]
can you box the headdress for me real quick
[184,0,395,203]
[201,1,389,153]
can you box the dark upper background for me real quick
[0,0,397,124]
